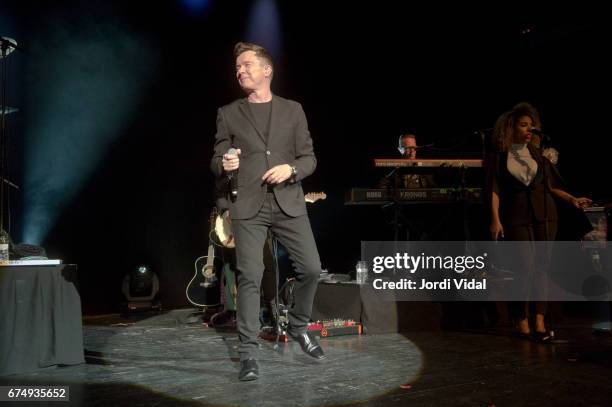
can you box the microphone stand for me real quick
[542,148,557,341]
[1,37,22,241]
[1,38,14,239]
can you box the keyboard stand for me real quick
[385,166,418,241]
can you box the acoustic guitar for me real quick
[186,208,223,307]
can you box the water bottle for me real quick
[592,250,602,273]
[356,261,368,284]
[0,233,9,265]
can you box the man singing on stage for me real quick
[210,42,325,381]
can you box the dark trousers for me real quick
[220,241,276,313]
[233,193,321,360]
[506,221,557,320]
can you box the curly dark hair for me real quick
[492,102,542,152]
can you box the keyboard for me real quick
[345,187,483,205]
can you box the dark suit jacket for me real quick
[211,95,316,220]
[485,144,558,227]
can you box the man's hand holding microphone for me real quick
[223,148,241,197]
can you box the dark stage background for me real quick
[2,1,610,313]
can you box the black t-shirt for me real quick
[248,101,272,142]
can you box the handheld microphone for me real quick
[529,128,551,143]
[529,128,542,135]
[226,148,239,197]
[529,128,549,137]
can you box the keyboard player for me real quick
[378,133,435,189]
[376,133,434,240]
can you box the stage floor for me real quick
[2,309,612,406]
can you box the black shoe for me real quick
[239,359,259,381]
[532,331,553,344]
[288,330,326,360]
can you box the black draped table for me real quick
[0,264,84,376]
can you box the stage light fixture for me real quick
[121,264,161,312]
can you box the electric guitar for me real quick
[304,191,327,204]
[186,208,223,307]
[214,192,327,248]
